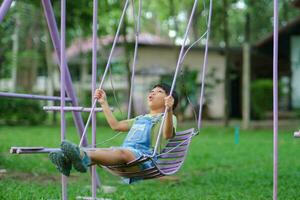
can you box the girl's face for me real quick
[147,87,167,110]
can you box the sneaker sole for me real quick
[61,141,87,173]
[49,151,71,176]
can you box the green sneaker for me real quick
[49,151,72,176]
[61,140,91,173]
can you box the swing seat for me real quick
[104,128,196,180]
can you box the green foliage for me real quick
[250,79,282,119]
[251,79,272,119]
[1,125,300,199]
[160,66,221,120]
[0,98,47,125]
[294,108,300,118]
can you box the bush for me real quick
[251,79,282,119]
[0,98,47,125]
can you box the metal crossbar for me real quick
[43,106,109,112]
[0,92,72,102]
[10,128,194,181]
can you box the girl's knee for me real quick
[118,149,133,163]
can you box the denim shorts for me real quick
[111,146,156,170]
[110,146,156,184]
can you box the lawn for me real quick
[0,124,300,200]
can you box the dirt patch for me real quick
[0,172,85,185]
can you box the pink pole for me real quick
[273,0,279,199]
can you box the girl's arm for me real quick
[163,95,175,139]
[95,89,130,132]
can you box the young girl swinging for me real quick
[49,83,178,181]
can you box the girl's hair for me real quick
[152,83,178,110]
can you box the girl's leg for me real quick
[87,148,136,166]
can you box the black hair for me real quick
[152,83,178,110]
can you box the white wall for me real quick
[132,46,225,118]
[291,36,300,108]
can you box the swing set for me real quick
[0,0,281,200]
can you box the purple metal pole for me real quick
[0,92,72,102]
[42,0,101,188]
[91,0,99,197]
[60,1,67,199]
[43,106,105,112]
[0,0,13,23]
[273,0,279,199]
[41,0,88,147]
[78,0,130,147]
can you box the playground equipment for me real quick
[0,0,281,200]
[1,0,212,199]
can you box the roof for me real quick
[256,16,300,47]
[66,33,172,59]
[64,33,226,60]
[292,0,300,8]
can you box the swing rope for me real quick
[127,0,141,119]
[197,0,212,130]
[79,0,213,156]
[153,0,212,155]
[153,0,200,155]
[79,0,130,147]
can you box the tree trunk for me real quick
[44,20,56,124]
[122,2,135,118]
[191,2,200,41]
[11,11,20,92]
[169,0,179,42]
[223,0,230,126]
[242,12,251,129]
[16,4,40,92]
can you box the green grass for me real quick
[1,125,300,199]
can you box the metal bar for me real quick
[41,0,88,147]
[43,106,105,112]
[78,0,130,147]
[10,147,103,154]
[42,0,101,189]
[60,0,67,199]
[0,0,13,23]
[273,0,279,199]
[0,92,72,102]
[91,0,99,197]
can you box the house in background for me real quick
[255,14,300,110]
[64,33,227,119]
[2,3,299,121]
